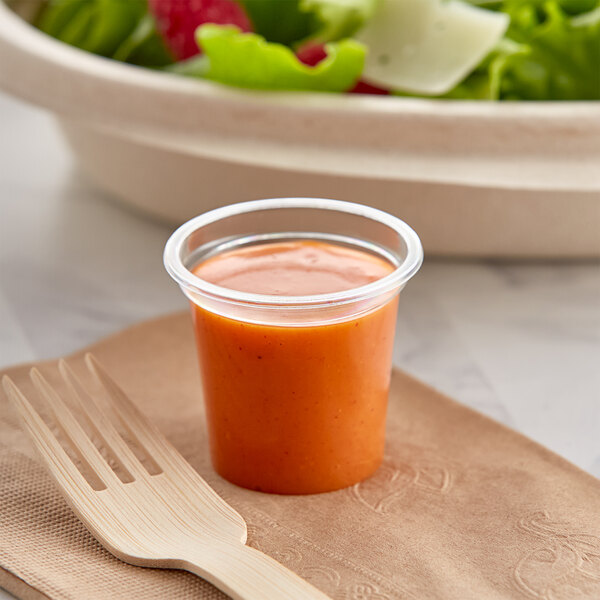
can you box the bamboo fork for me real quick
[2,354,331,600]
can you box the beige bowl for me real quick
[1,0,599,257]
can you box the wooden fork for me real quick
[2,354,331,600]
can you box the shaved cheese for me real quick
[356,0,509,95]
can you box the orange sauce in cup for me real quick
[191,240,397,494]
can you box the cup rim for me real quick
[163,198,423,309]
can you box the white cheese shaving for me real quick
[356,0,509,94]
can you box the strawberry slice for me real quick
[149,0,252,61]
[349,80,390,95]
[296,42,390,95]
[295,42,329,67]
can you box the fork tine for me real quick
[30,368,120,489]
[2,375,93,493]
[84,353,191,473]
[3,374,176,561]
[85,354,248,536]
[84,355,239,506]
[58,359,150,481]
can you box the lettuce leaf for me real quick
[237,0,317,45]
[443,0,600,99]
[467,0,597,15]
[499,1,600,99]
[112,14,173,66]
[237,0,376,46]
[558,0,598,13]
[299,0,379,42]
[440,39,527,99]
[193,24,365,91]
[38,0,148,57]
[38,0,86,40]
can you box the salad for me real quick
[33,0,600,99]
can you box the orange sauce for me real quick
[191,240,398,494]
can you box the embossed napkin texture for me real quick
[1,313,599,600]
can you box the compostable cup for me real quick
[164,198,423,494]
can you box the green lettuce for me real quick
[38,0,172,65]
[112,14,173,66]
[467,0,597,14]
[237,0,317,45]
[237,0,376,46]
[38,0,147,57]
[300,0,379,42]
[440,39,527,100]
[445,0,600,99]
[500,1,600,99]
[190,24,365,91]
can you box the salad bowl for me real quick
[1,0,599,257]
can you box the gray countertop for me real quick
[1,91,599,600]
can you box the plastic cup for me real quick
[164,198,422,494]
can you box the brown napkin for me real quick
[1,313,599,600]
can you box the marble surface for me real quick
[1,91,599,599]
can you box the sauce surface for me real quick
[192,240,394,296]
[190,239,398,494]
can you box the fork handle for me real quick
[181,542,332,600]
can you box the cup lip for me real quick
[163,198,423,309]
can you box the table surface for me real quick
[1,91,599,600]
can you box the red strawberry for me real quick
[295,42,329,67]
[149,0,252,61]
[349,80,390,95]
[296,42,390,95]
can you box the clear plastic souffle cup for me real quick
[164,198,423,494]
